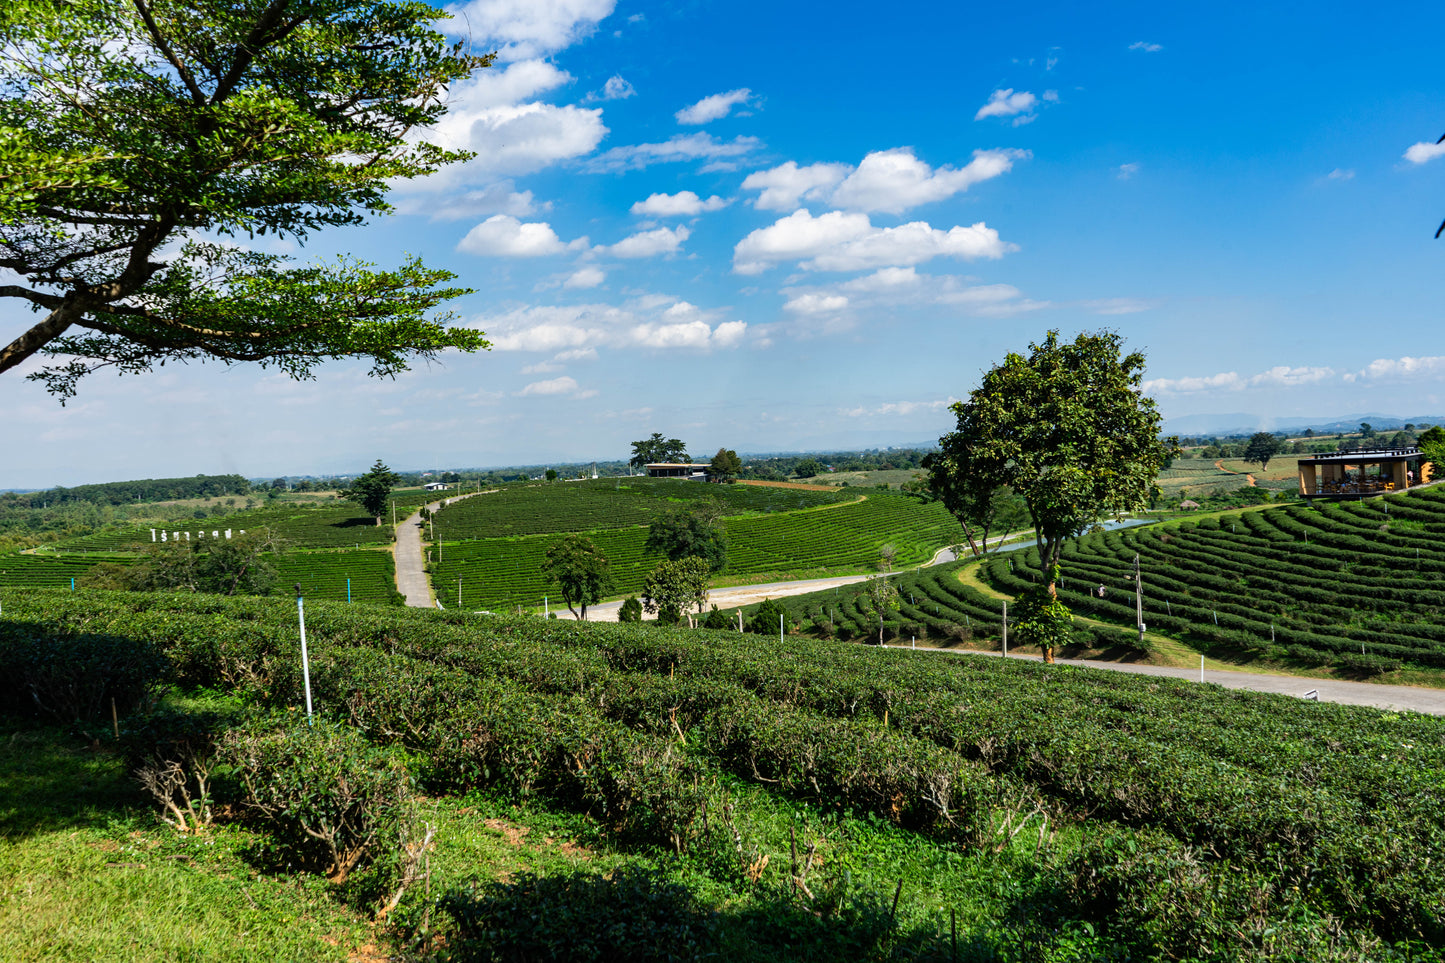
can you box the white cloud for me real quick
[843,397,958,417]
[839,266,920,292]
[1128,41,1163,52]
[521,361,562,374]
[1117,163,1140,180]
[743,149,1024,215]
[480,300,749,354]
[830,148,1027,214]
[675,88,753,125]
[563,266,606,288]
[783,293,849,314]
[456,215,586,256]
[520,375,582,396]
[1143,365,1337,394]
[1404,140,1445,165]
[733,209,1015,274]
[974,88,1036,122]
[1347,355,1445,382]
[586,133,763,172]
[1324,168,1355,181]
[630,191,730,217]
[600,74,635,99]
[396,181,538,220]
[444,0,616,61]
[423,99,607,178]
[461,59,572,108]
[597,224,690,258]
[741,161,851,211]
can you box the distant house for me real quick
[424,482,451,491]
[646,462,708,481]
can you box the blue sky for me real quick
[6,0,1445,487]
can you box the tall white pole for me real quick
[779,613,783,643]
[295,584,313,725]
[1200,655,1204,684]
[1002,600,1008,657]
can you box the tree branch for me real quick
[0,300,83,375]
[130,0,208,105]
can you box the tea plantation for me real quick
[430,490,963,611]
[2,590,1440,960]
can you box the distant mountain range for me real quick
[1163,413,1445,437]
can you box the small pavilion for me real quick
[1297,446,1432,498]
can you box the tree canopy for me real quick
[541,535,613,621]
[930,330,1175,657]
[644,500,727,573]
[0,0,491,399]
[708,447,742,482]
[630,433,688,469]
[341,459,399,525]
[1420,426,1445,474]
[642,556,711,626]
[1242,432,1283,470]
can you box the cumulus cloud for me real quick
[586,133,763,172]
[1346,355,1445,382]
[1142,365,1337,394]
[974,88,1036,122]
[1129,41,1163,52]
[461,59,572,107]
[743,148,1025,215]
[830,148,1028,214]
[733,209,1015,274]
[444,0,616,61]
[420,99,607,179]
[597,225,690,258]
[519,375,584,396]
[1404,139,1445,164]
[1117,162,1140,180]
[630,191,730,217]
[783,293,849,314]
[456,215,586,256]
[675,88,753,124]
[741,161,851,211]
[839,266,920,291]
[563,266,606,288]
[479,300,749,354]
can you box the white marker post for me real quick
[1200,655,1204,684]
[779,613,783,643]
[1002,600,1008,657]
[295,584,314,725]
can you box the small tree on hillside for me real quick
[645,500,727,573]
[930,330,1175,662]
[1242,432,1283,471]
[794,458,822,479]
[542,535,614,621]
[1420,426,1445,477]
[709,447,742,483]
[859,577,901,645]
[342,460,400,526]
[642,556,711,626]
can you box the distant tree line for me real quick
[3,473,252,508]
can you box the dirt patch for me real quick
[483,818,531,847]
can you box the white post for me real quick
[1002,600,1008,656]
[1200,655,1204,684]
[544,597,549,618]
[150,529,156,542]
[737,610,743,632]
[779,613,783,643]
[296,585,313,725]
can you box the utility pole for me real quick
[1134,553,1145,645]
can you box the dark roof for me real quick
[1297,446,1421,464]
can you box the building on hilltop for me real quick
[1297,447,1433,498]
[423,482,451,491]
[646,462,708,481]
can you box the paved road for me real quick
[574,573,881,622]
[878,644,1445,715]
[395,491,494,608]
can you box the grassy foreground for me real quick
[3,590,1443,961]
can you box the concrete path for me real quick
[395,490,495,608]
[877,644,1445,715]
[575,573,880,622]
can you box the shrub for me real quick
[749,598,788,635]
[218,715,415,882]
[439,868,717,962]
[0,622,167,723]
[701,605,731,630]
[618,596,643,623]
[1334,651,1401,676]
